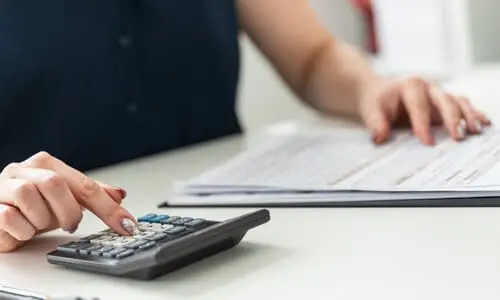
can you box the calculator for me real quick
[46,209,270,280]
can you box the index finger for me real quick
[401,79,435,145]
[22,152,136,235]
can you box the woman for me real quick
[0,0,489,252]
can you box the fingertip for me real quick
[420,133,435,146]
[369,116,391,145]
[120,216,139,236]
[453,119,467,141]
[414,126,435,146]
[426,134,436,146]
[371,129,390,144]
[106,209,137,236]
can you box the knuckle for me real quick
[0,206,19,228]
[13,180,38,203]
[0,232,19,253]
[29,151,54,167]
[18,228,36,241]
[80,178,100,201]
[40,172,65,189]
[2,162,21,175]
[458,96,471,105]
[34,216,52,231]
[405,76,425,87]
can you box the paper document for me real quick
[171,127,500,205]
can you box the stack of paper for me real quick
[169,127,500,206]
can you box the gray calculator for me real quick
[46,209,270,280]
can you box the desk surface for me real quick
[3,66,500,300]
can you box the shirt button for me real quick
[119,35,132,48]
[126,102,138,112]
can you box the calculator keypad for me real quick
[56,214,216,260]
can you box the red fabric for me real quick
[349,0,378,53]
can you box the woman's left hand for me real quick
[358,76,491,145]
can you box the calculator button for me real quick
[80,234,104,242]
[78,244,102,255]
[138,241,156,250]
[91,246,114,256]
[166,226,186,235]
[102,247,128,258]
[137,213,158,222]
[116,250,134,259]
[138,222,151,230]
[115,236,137,243]
[86,245,103,251]
[81,245,102,255]
[125,240,149,249]
[159,216,180,224]
[57,242,91,253]
[184,219,205,227]
[90,236,114,245]
[171,217,192,225]
[102,252,114,259]
[109,237,136,248]
[148,215,170,223]
[100,238,120,246]
[135,231,155,239]
[91,248,108,256]
[160,224,174,231]
[148,233,168,241]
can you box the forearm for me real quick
[237,0,382,118]
[299,38,383,118]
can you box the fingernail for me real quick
[64,225,78,234]
[475,120,482,133]
[121,218,138,235]
[457,120,467,139]
[114,187,127,199]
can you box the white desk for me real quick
[3,66,500,300]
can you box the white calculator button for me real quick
[111,237,136,247]
[90,236,113,244]
[111,242,129,248]
[116,237,136,243]
[161,224,174,230]
[100,239,118,246]
[136,231,155,239]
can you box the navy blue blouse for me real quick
[0,0,241,171]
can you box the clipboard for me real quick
[158,196,500,208]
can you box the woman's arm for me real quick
[237,0,380,118]
[237,0,490,145]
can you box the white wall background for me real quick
[236,0,365,132]
[467,0,500,63]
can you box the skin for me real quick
[0,0,490,252]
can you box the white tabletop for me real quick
[3,65,500,300]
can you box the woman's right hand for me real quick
[0,151,137,252]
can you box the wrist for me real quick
[356,72,386,108]
[300,39,385,119]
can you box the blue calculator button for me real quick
[148,215,170,223]
[159,216,180,224]
[138,214,158,222]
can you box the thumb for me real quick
[361,103,391,144]
[96,181,127,204]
